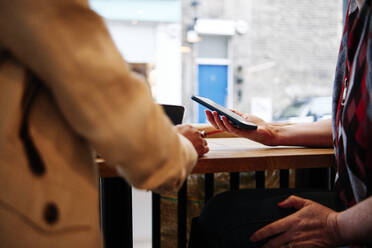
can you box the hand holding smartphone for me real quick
[191,96,257,130]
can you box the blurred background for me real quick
[90,0,345,247]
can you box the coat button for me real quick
[44,203,59,225]
[29,159,46,176]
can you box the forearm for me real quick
[337,196,372,245]
[273,119,333,147]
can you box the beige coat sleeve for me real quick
[0,0,197,193]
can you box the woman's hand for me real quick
[250,195,342,248]
[176,124,209,156]
[205,110,279,146]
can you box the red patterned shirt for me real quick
[333,0,372,210]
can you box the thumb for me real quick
[278,195,307,209]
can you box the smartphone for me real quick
[191,95,257,130]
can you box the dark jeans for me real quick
[189,188,345,248]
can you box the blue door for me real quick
[198,64,228,123]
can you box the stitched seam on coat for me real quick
[0,199,91,235]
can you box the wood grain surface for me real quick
[98,138,335,177]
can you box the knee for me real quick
[198,191,241,225]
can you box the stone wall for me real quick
[182,0,343,121]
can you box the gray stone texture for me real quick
[182,0,343,121]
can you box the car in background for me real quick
[273,96,332,123]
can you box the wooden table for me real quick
[99,137,335,177]
[98,137,335,248]
[193,137,335,173]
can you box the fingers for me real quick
[251,216,298,243]
[206,110,231,132]
[261,230,294,248]
[194,141,208,155]
[198,131,208,155]
[201,145,209,154]
[285,241,315,248]
[251,196,309,243]
[278,195,308,210]
[231,109,243,116]
[221,116,243,135]
[206,110,259,138]
[176,124,209,155]
[197,138,209,155]
[201,138,208,150]
[196,133,209,155]
[212,111,228,131]
[205,110,219,129]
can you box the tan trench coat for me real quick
[0,0,197,247]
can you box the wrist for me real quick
[268,124,285,146]
[327,212,344,246]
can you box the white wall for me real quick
[106,20,156,63]
[105,20,182,105]
[154,24,182,105]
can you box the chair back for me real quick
[161,104,185,125]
